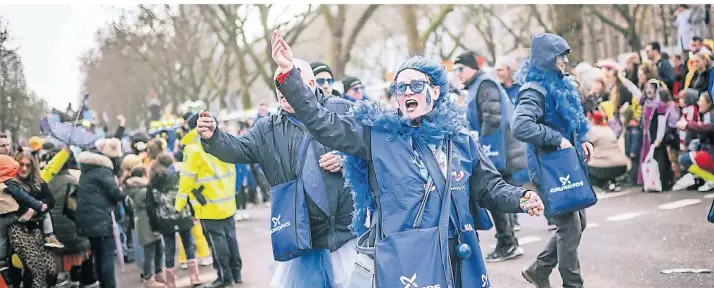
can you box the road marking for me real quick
[519,236,542,245]
[597,190,637,200]
[658,199,702,210]
[588,222,600,228]
[703,194,714,199]
[607,212,645,222]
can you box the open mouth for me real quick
[405,99,419,112]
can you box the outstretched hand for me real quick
[520,191,545,216]
[270,29,294,74]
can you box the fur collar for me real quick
[349,98,465,144]
[343,99,465,237]
[125,176,148,188]
[94,138,123,158]
[77,151,113,169]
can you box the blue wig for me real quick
[393,56,451,105]
[514,60,589,139]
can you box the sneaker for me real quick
[485,245,524,263]
[69,281,80,288]
[613,182,622,192]
[699,181,714,192]
[200,257,214,266]
[83,281,100,288]
[243,212,251,220]
[180,263,188,269]
[234,212,244,221]
[673,173,697,191]
[522,268,552,288]
[547,224,556,231]
[56,272,70,287]
[513,224,521,232]
[264,202,271,208]
[607,181,616,191]
[44,235,65,248]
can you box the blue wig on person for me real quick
[514,59,589,139]
[393,56,450,105]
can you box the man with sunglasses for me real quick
[197,58,357,287]
[311,61,342,98]
[513,33,593,288]
[342,76,365,102]
[454,51,529,264]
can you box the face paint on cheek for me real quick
[425,86,432,106]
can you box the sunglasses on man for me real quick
[316,78,334,86]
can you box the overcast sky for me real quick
[0,5,132,110]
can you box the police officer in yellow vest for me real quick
[176,115,242,287]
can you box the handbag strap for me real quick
[412,137,453,234]
[270,115,313,180]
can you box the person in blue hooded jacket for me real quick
[512,33,594,288]
[269,29,544,288]
[454,51,529,263]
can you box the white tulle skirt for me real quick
[269,238,358,288]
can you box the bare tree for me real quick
[589,4,649,52]
[401,4,455,55]
[320,4,381,78]
[552,5,584,61]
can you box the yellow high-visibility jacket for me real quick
[175,129,236,220]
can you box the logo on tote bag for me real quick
[481,145,499,157]
[270,215,291,234]
[399,273,441,288]
[549,174,584,193]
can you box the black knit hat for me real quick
[454,51,479,70]
[342,76,362,92]
[310,61,333,77]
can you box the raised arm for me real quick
[511,89,564,147]
[276,67,371,159]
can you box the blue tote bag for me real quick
[536,147,597,216]
[270,132,313,262]
[374,139,454,288]
[708,198,714,223]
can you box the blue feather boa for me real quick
[515,61,589,138]
[342,99,466,237]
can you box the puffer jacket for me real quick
[124,176,161,246]
[148,168,193,235]
[465,71,527,175]
[201,88,355,252]
[48,170,90,254]
[75,151,124,238]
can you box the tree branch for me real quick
[528,4,551,33]
[589,6,628,35]
[421,4,455,47]
[341,4,381,64]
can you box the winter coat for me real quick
[586,125,629,168]
[201,87,355,252]
[464,72,527,175]
[512,33,591,186]
[690,5,710,39]
[685,109,714,155]
[147,169,193,235]
[75,151,124,238]
[656,58,676,92]
[674,9,694,51]
[690,68,711,94]
[47,170,90,254]
[124,176,161,246]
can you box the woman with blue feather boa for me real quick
[270,30,545,288]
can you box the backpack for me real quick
[151,177,192,222]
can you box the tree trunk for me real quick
[401,5,423,55]
[552,5,584,62]
[587,12,598,62]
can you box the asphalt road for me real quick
[116,188,714,287]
